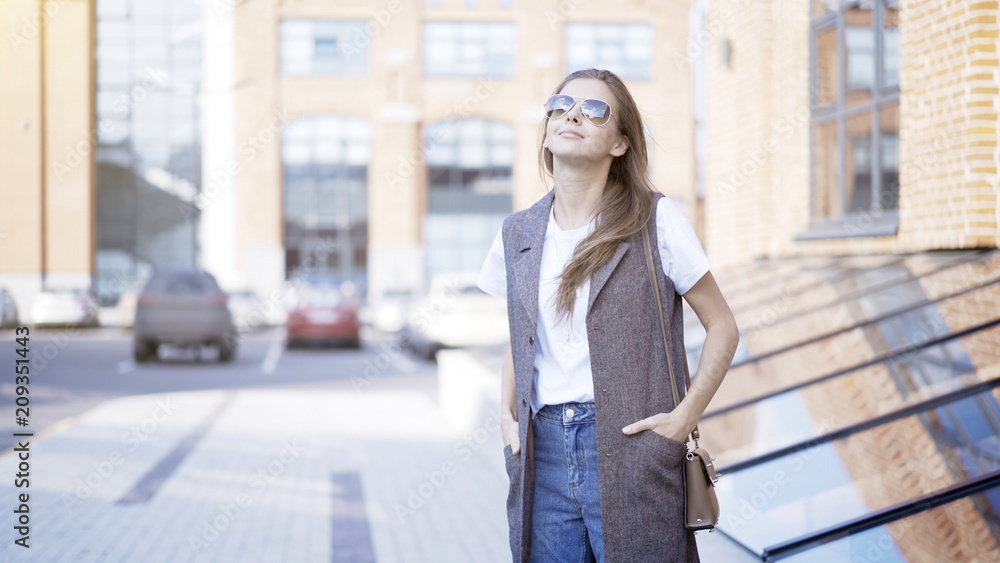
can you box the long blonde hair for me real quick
[540,68,657,322]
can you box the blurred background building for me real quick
[2,0,1000,561]
[0,0,697,315]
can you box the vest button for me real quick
[522,399,527,406]
[593,325,599,331]
[529,336,534,344]
[602,388,607,393]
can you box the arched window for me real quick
[423,118,513,280]
[282,115,370,292]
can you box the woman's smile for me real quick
[558,129,584,139]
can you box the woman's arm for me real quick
[622,271,739,441]
[501,342,521,453]
[671,271,739,433]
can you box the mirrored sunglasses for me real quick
[543,94,614,127]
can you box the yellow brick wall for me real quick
[0,0,95,281]
[703,0,1000,266]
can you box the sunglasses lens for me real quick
[545,95,575,119]
[581,99,611,125]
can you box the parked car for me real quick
[0,288,19,329]
[285,283,361,349]
[401,271,509,360]
[369,288,414,333]
[31,289,99,327]
[116,275,151,329]
[132,268,236,362]
[227,289,263,332]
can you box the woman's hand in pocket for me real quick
[620,410,694,444]
[501,411,520,454]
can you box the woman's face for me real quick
[543,78,628,165]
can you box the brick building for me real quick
[699,0,999,265]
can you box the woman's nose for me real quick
[564,102,583,123]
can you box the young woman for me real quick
[477,68,739,563]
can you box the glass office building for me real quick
[94,0,203,304]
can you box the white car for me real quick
[0,288,19,329]
[369,288,414,333]
[402,271,509,359]
[227,290,264,332]
[31,289,99,327]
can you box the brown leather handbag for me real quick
[641,223,721,532]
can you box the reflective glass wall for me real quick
[692,249,1000,561]
[94,0,203,304]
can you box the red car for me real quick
[285,285,361,349]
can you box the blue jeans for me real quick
[530,402,604,563]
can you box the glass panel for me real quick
[812,119,839,218]
[844,4,875,108]
[781,493,1000,562]
[732,251,996,359]
[704,326,1000,468]
[879,101,899,211]
[710,280,1000,413]
[716,387,1000,555]
[814,25,838,108]
[844,110,873,214]
[882,0,900,88]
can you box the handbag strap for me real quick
[641,218,701,446]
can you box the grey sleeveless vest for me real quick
[500,189,700,562]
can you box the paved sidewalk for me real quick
[0,367,755,562]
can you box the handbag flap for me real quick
[690,447,718,485]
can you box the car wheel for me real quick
[134,339,156,363]
[217,338,235,362]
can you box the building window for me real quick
[423,119,513,280]
[806,0,899,237]
[280,20,368,75]
[281,116,371,292]
[564,23,652,80]
[423,21,516,77]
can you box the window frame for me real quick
[562,22,653,81]
[800,0,900,241]
[278,19,370,77]
[422,21,517,78]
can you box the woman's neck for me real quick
[550,159,610,231]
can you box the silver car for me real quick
[132,268,236,363]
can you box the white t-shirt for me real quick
[476,196,711,414]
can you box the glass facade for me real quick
[691,249,1000,560]
[423,118,513,281]
[810,0,899,228]
[281,116,371,294]
[423,21,516,77]
[280,20,369,75]
[564,23,652,80]
[94,0,203,305]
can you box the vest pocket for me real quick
[635,428,688,459]
[503,443,521,478]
